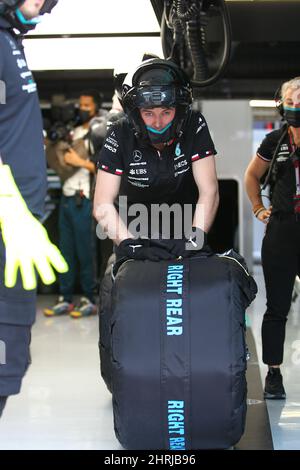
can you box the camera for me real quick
[45,102,80,143]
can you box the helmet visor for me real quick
[134,86,177,109]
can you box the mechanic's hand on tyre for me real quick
[116,237,173,261]
[151,227,208,258]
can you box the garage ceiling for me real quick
[31,0,300,100]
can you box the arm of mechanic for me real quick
[192,155,219,233]
[93,169,133,245]
[244,154,272,223]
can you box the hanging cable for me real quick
[161,0,232,87]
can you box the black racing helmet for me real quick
[119,58,193,143]
[40,0,58,14]
[1,0,58,33]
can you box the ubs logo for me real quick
[133,150,142,162]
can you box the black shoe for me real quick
[264,367,286,400]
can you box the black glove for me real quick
[151,227,209,258]
[115,238,173,261]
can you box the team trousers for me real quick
[261,213,300,365]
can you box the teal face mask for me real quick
[146,121,173,135]
[283,106,300,128]
[15,8,41,26]
[146,121,174,144]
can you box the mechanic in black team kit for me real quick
[245,77,300,400]
[93,58,219,261]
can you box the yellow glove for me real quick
[0,164,68,290]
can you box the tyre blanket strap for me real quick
[160,260,191,450]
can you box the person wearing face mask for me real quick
[0,0,67,419]
[44,91,105,319]
[244,77,300,400]
[94,58,219,262]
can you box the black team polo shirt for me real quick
[97,110,217,236]
[257,128,297,214]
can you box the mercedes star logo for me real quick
[133,150,142,162]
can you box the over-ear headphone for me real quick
[274,84,284,117]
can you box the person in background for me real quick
[44,91,105,319]
[245,77,300,399]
